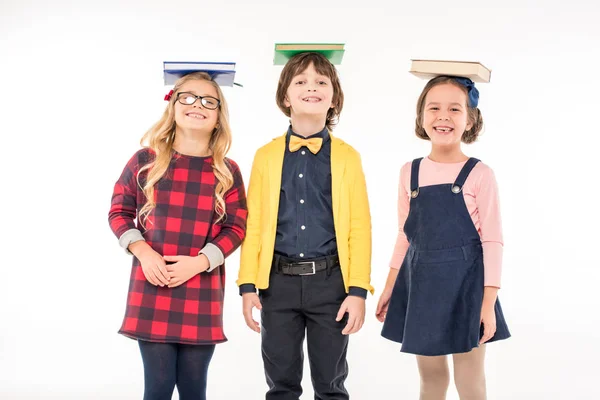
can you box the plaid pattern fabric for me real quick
[109,149,247,344]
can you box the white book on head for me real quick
[409,60,491,83]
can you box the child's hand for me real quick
[134,244,170,287]
[242,293,262,333]
[336,296,365,335]
[375,287,393,322]
[163,255,208,288]
[480,305,497,344]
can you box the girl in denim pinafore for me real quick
[377,75,510,399]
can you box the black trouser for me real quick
[138,340,215,400]
[259,256,349,400]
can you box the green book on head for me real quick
[409,59,492,83]
[273,43,345,65]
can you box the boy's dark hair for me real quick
[276,52,344,131]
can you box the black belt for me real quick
[274,254,339,276]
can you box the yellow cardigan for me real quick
[237,133,374,294]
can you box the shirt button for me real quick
[299,253,304,258]
[300,199,305,204]
[301,225,306,230]
[299,173,303,178]
[301,151,306,155]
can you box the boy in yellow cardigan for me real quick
[237,51,373,399]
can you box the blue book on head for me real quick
[163,61,237,86]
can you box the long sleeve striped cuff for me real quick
[199,243,225,272]
[118,229,145,255]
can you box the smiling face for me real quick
[276,52,344,131]
[173,79,220,135]
[284,62,334,120]
[421,83,473,148]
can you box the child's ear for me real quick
[284,97,291,108]
[466,108,475,131]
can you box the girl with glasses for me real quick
[108,71,247,400]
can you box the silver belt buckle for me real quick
[298,261,316,275]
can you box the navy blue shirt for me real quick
[275,127,337,258]
[240,126,367,298]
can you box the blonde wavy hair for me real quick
[138,72,233,227]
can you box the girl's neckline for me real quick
[173,150,213,160]
[425,156,469,165]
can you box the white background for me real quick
[1,0,599,399]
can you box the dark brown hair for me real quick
[276,52,344,131]
[415,76,484,144]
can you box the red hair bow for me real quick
[164,90,174,101]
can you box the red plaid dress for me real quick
[108,149,247,344]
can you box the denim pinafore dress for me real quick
[381,158,510,356]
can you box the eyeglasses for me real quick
[175,92,221,110]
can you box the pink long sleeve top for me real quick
[389,157,504,288]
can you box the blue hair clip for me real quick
[452,77,479,108]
